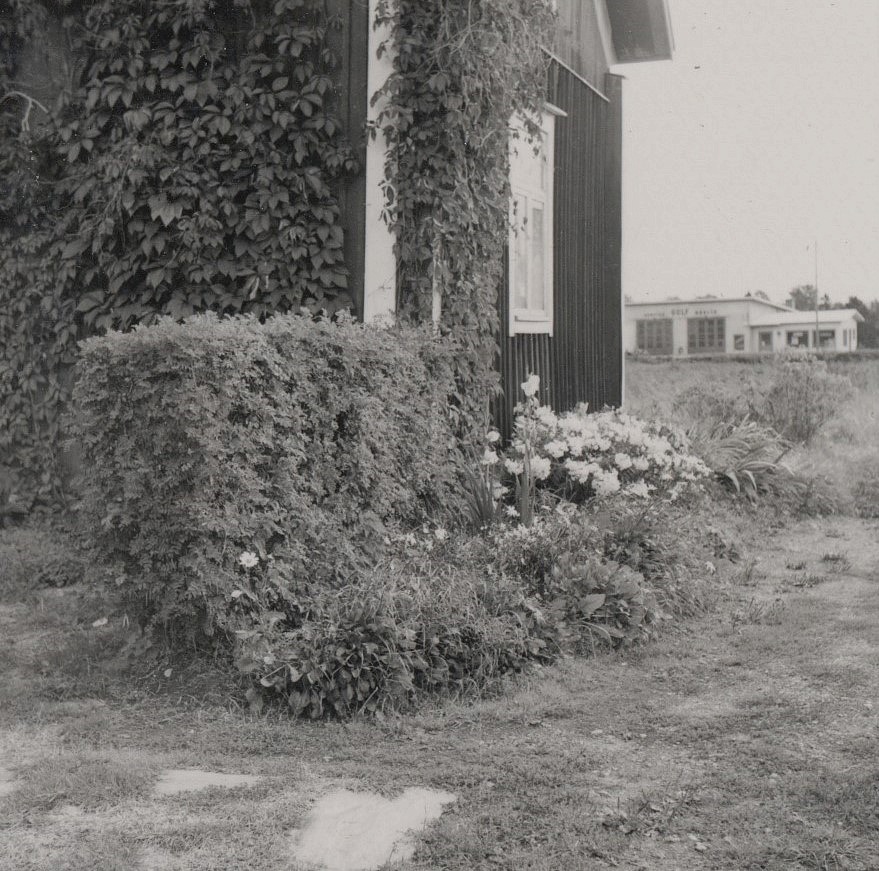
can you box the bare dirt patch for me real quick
[154,769,261,796]
[290,787,456,871]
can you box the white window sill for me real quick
[511,315,553,336]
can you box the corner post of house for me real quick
[362,0,397,325]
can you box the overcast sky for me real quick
[617,0,879,306]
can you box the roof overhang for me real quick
[750,310,865,327]
[603,0,674,64]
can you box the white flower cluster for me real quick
[498,376,709,503]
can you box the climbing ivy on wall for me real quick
[374,0,555,434]
[0,0,356,506]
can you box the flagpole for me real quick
[814,240,820,352]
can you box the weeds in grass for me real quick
[0,523,85,595]
[2,753,153,814]
[734,560,760,587]
[791,573,827,589]
[31,624,124,700]
[625,782,699,835]
[786,560,807,571]
[732,597,786,626]
[820,552,851,573]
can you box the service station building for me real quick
[624,297,863,357]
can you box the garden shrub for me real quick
[596,497,717,619]
[237,559,546,718]
[853,461,879,519]
[672,382,758,430]
[760,359,852,443]
[72,313,461,642]
[237,509,677,718]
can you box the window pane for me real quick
[529,205,545,312]
[513,194,528,309]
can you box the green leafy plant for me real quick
[542,554,658,650]
[690,419,834,514]
[237,556,546,719]
[73,313,461,642]
[694,420,789,501]
[375,0,556,436]
[0,0,357,505]
[458,427,511,530]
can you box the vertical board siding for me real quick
[495,63,624,436]
[327,0,370,317]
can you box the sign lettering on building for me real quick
[638,306,719,319]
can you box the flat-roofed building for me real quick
[624,297,863,356]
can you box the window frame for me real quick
[636,318,673,355]
[812,329,836,350]
[508,106,562,337]
[687,317,726,354]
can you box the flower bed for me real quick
[477,376,709,524]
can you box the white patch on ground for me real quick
[154,769,260,796]
[49,803,84,818]
[290,787,456,871]
[0,765,16,798]
[140,846,178,870]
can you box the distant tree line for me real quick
[786,285,879,348]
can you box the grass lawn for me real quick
[1,509,876,870]
[625,355,879,515]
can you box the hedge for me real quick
[72,313,461,641]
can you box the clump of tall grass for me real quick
[690,421,787,500]
[852,460,879,518]
[689,420,836,514]
[669,358,852,446]
[760,359,853,443]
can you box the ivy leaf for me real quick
[75,291,105,313]
[62,238,89,259]
[148,196,184,227]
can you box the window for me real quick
[812,329,836,350]
[636,319,673,355]
[733,334,745,351]
[687,317,726,353]
[509,109,557,335]
[786,330,809,348]
[758,331,773,352]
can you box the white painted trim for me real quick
[541,48,610,103]
[508,111,556,338]
[362,0,397,325]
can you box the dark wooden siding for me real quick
[496,69,624,435]
[327,0,370,317]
